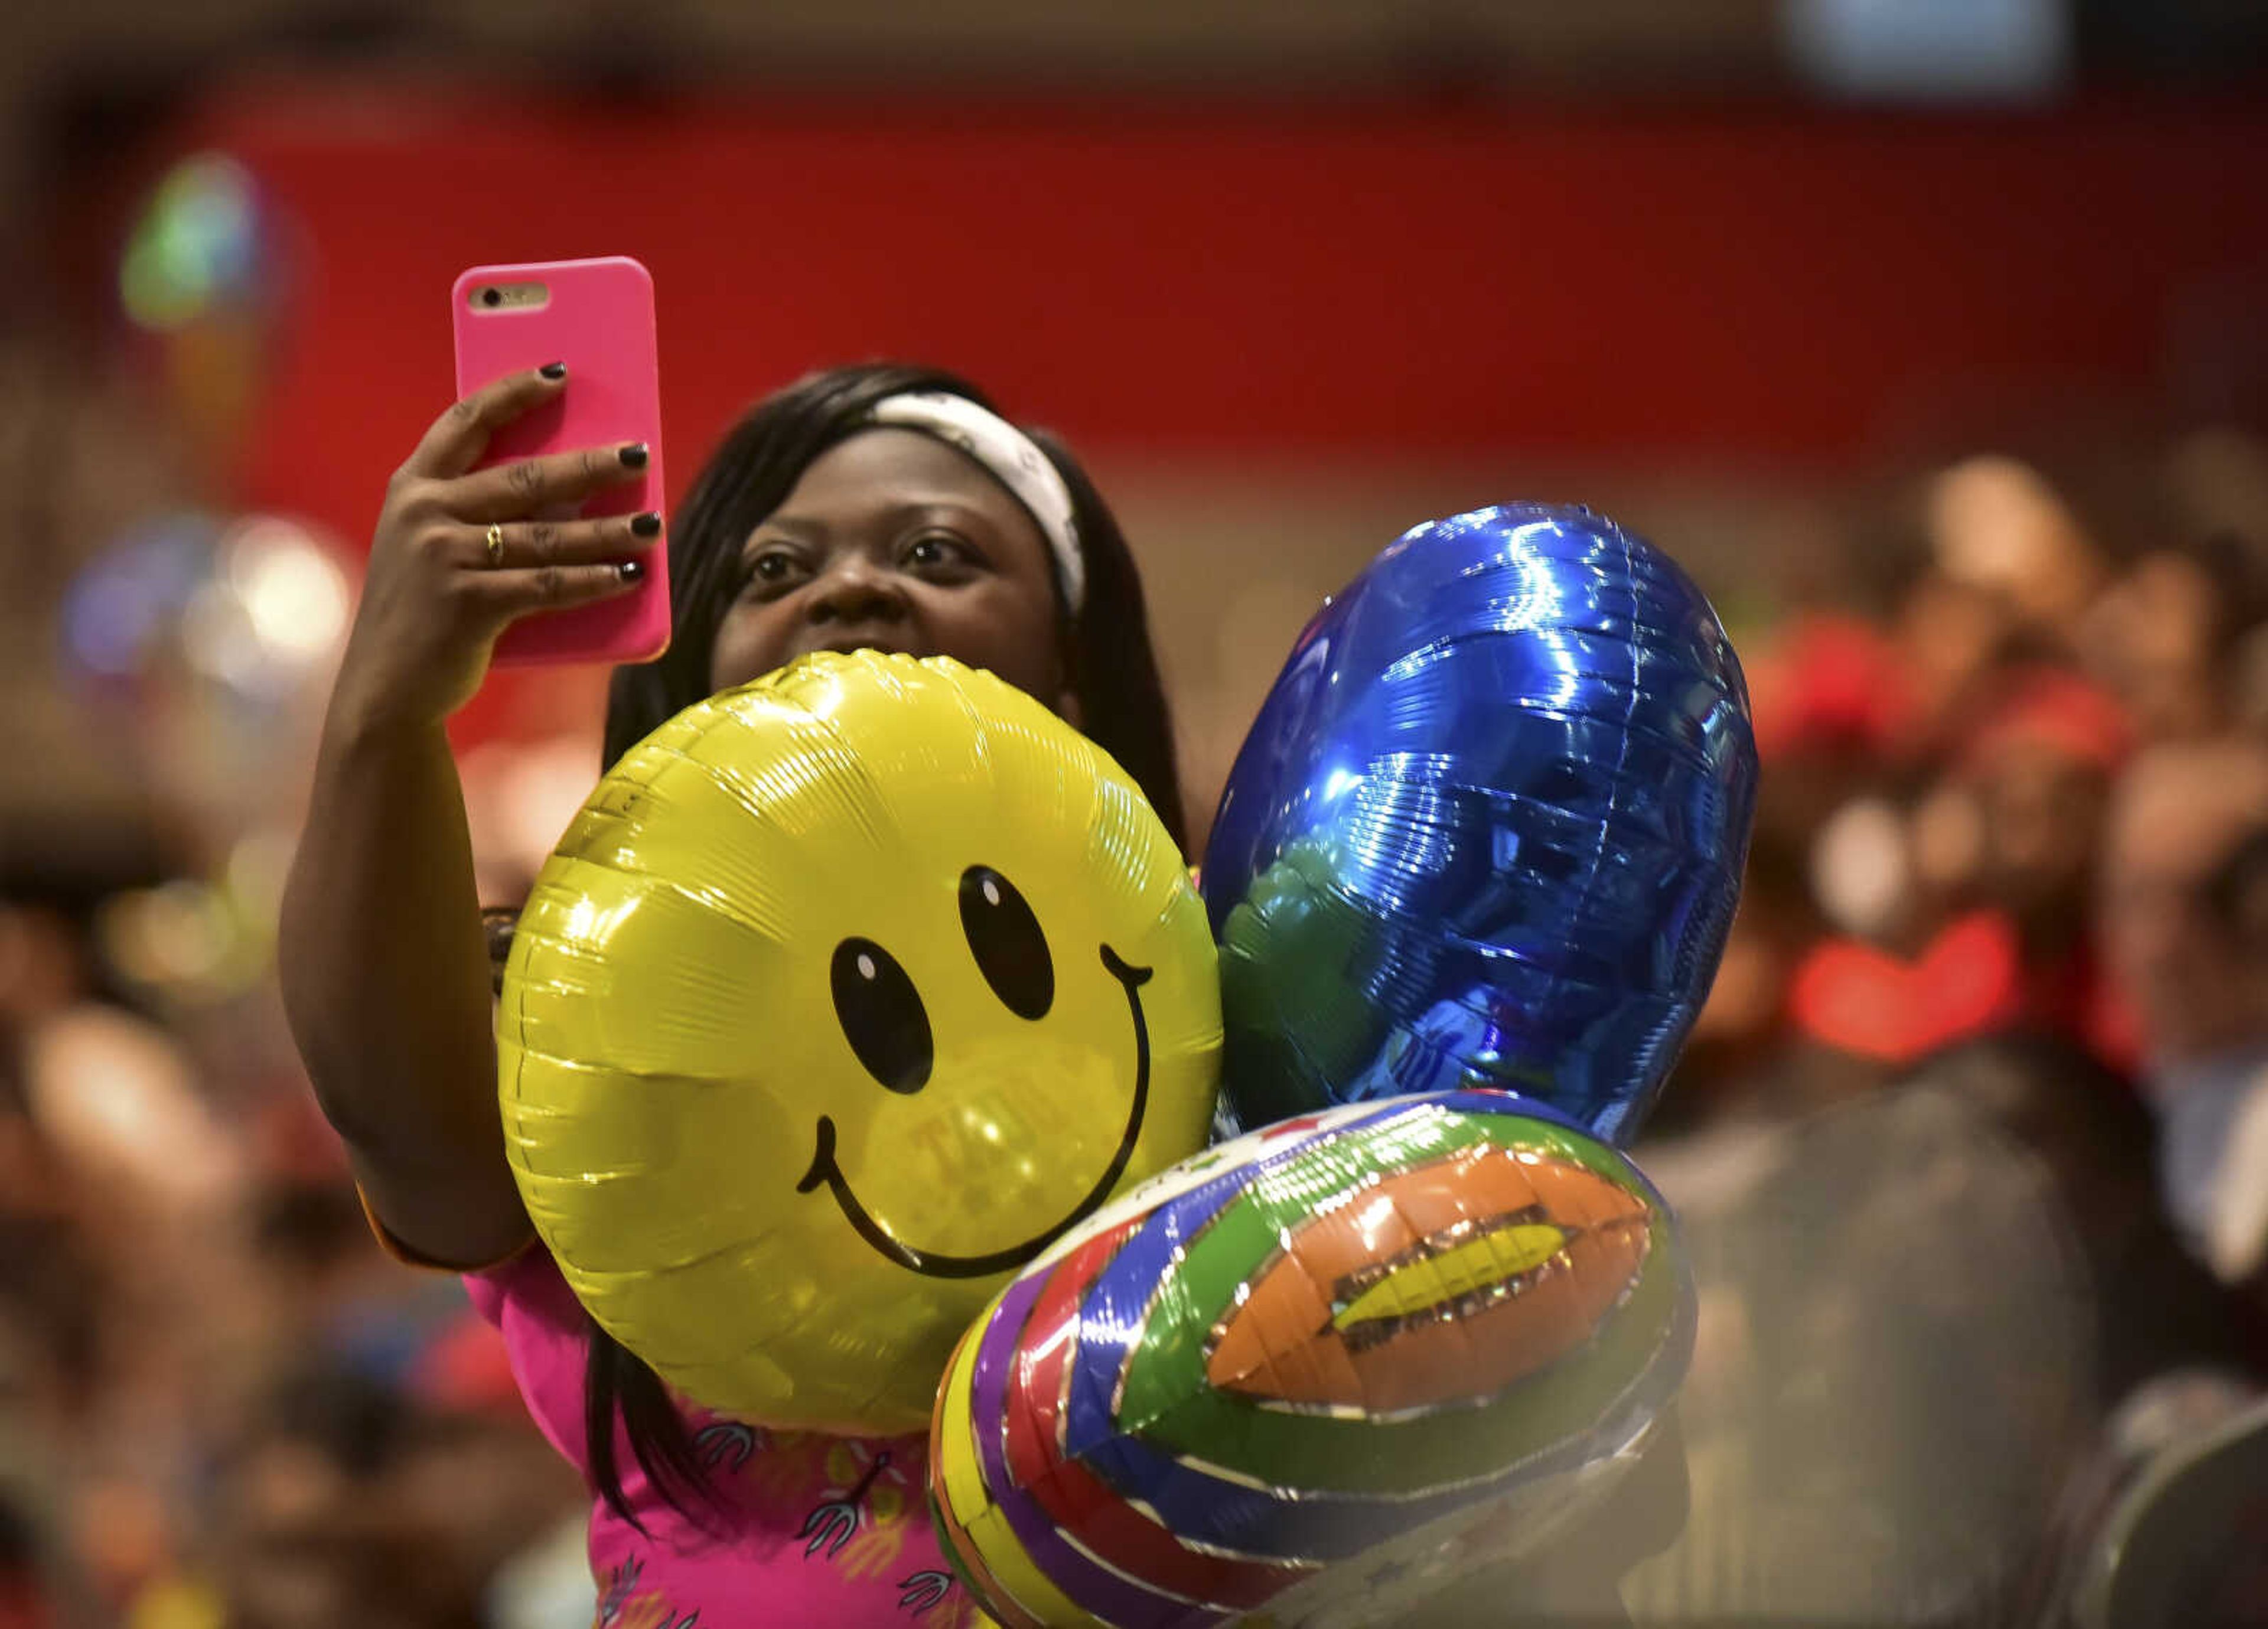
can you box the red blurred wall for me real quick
[187,86,2267,474]
[130,83,2268,737]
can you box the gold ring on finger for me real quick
[484,522,506,568]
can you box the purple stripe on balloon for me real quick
[970,1257,1221,1628]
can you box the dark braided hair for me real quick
[577,361,1185,1527]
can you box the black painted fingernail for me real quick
[630,511,662,538]
[539,361,567,380]
[618,559,645,582]
[618,442,649,468]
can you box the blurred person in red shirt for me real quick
[1787,663,2135,1072]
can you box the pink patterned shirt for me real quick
[465,1248,989,1629]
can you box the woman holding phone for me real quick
[281,359,1182,1625]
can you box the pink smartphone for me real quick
[452,255,669,666]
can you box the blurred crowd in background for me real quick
[3,4,2268,1627]
[1624,439,2268,1624]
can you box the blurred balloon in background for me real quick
[118,151,282,483]
[1201,504,1757,1144]
[86,145,318,824]
[60,510,350,1006]
[119,154,267,330]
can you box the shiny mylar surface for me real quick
[1201,504,1757,1144]
[498,653,1221,1433]
[928,1089,1693,1628]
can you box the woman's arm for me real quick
[281,710,527,1266]
[279,367,657,1267]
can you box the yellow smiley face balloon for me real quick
[498,653,1220,1434]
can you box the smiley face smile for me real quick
[796,943,1153,1278]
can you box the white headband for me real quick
[866,391,1085,614]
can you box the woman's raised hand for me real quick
[330,364,660,733]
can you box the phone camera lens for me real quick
[481,287,502,308]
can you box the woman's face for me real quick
[708,428,1073,713]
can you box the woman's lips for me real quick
[797,632,923,660]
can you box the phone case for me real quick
[452,255,669,666]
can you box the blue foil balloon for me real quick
[1201,504,1756,1144]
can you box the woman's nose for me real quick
[807,559,908,624]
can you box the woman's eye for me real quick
[744,550,805,591]
[905,535,972,571]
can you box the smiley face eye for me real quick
[959,866,1054,1021]
[830,938,933,1094]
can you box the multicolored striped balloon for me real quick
[927,1089,1693,1628]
